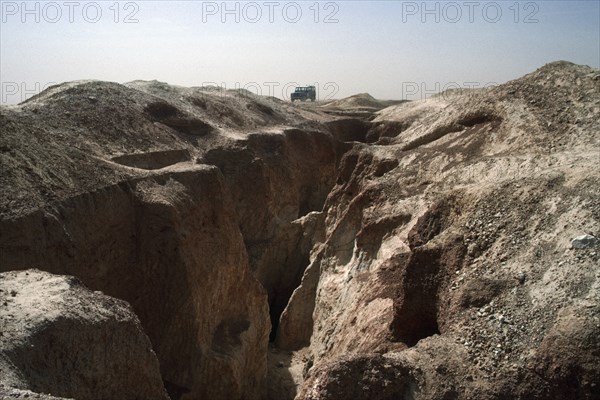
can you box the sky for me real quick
[1,0,599,103]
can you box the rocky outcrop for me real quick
[299,353,419,400]
[0,166,270,400]
[0,269,168,400]
[285,62,600,399]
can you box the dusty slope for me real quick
[281,61,600,399]
[0,61,598,400]
[322,93,384,110]
[0,80,333,218]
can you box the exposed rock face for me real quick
[0,269,168,400]
[0,166,270,400]
[198,129,339,339]
[275,246,324,351]
[280,61,600,399]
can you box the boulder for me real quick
[0,269,169,400]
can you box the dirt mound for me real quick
[0,79,334,218]
[323,93,388,110]
[0,269,168,400]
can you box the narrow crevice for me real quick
[268,253,311,342]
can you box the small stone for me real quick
[277,361,285,368]
[571,234,597,249]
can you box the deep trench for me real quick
[258,121,381,342]
[267,252,311,342]
[198,122,379,345]
[1,117,408,400]
[245,118,404,342]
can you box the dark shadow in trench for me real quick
[268,252,310,342]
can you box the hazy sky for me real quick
[1,1,599,103]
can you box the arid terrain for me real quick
[1,61,599,400]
